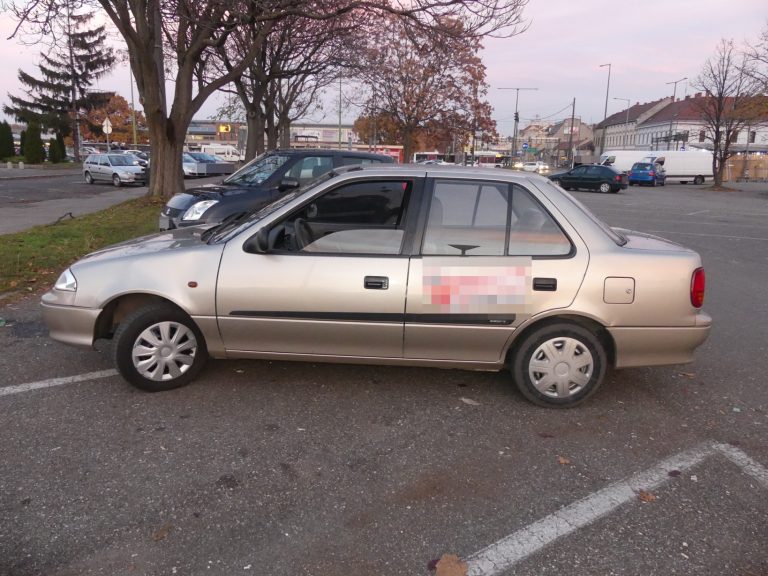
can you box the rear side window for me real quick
[342,156,385,165]
[422,180,571,257]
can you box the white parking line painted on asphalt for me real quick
[465,442,768,576]
[0,369,118,397]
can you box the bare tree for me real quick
[7,0,529,200]
[744,24,768,91]
[692,39,763,187]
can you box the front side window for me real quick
[269,179,412,255]
[341,156,385,165]
[422,180,571,257]
[285,156,335,184]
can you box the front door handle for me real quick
[533,277,557,291]
[364,276,389,290]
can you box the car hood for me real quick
[75,225,215,266]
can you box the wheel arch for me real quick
[94,293,190,341]
[504,313,616,368]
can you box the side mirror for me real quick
[243,227,270,254]
[278,178,300,191]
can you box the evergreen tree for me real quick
[3,9,114,161]
[0,121,14,159]
[24,122,45,164]
[19,130,26,156]
[48,137,62,163]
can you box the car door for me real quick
[404,177,589,363]
[563,165,588,189]
[584,165,605,190]
[215,176,422,358]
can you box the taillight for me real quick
[615,175,621,182]
[649,171,655,177]
[691,268,705,308]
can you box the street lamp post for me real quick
[613,97,630,147]
[498,87,538,167]
[665,77,687,150]
[599,63,611,154]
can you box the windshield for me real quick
[207,170,337,244]
[182,153,196,163]
[108,155,136,167]
[224,153,290,185]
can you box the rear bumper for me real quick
[608,317,711,368]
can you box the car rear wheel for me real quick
[112,174,122,187]
[693,175,704,185]
[599,182,611,193]
[84,172,94,184]
[511,322,607,408]
[113,304,208,392]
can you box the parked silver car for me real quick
[83,153,147,187]
[42,166,710,407]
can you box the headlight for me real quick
[117,170,134,179]
[182,199,219,221]
[54,268,77,292]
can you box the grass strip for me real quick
[0,197,162,296]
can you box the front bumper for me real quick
[41,297,101,349]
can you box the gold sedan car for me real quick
[41,166,711,407]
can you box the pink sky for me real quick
[1,0,766,137]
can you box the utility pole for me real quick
[665,77,687,151]
[498,87,538,167]
[566,98,576,167]
[599,63,611,155]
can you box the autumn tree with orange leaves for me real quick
[79,94,148,146]
[354,15,498,162]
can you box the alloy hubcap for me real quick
[131,321,197,381]
[528,337,594,398]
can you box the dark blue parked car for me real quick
[628,162,666,187]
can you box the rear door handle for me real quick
[364,276,389,290]
[533,277,557,291]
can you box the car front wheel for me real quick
[599,182,611,193]
[113,304,208,392]
[511,322,607,408]
[84,172,94,184]
[112,174,122,187]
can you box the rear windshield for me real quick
[224,153,291,185]
[632,163,653,170]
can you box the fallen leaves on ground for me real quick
[637,490,657,503]
[434,554,468,576]
[152,523,172,541]
[460,397,480,406]
[558,456,571,465]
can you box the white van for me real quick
[199,144,243,162]
[599,150,650,172]
[641,150,713,184]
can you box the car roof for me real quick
[270,148,394,159]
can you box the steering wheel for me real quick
[292,217,313,250]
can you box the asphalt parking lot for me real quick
[1,180,767,575]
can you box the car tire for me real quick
[693,175,704,185]
[113,304,208,392]
[660,179,666,187]
[511,322,607,408]
[599,182,611,193]
[112,174,122,187]
[628,181,634,186]
[650,179,656,187]
[84,172,94,184]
